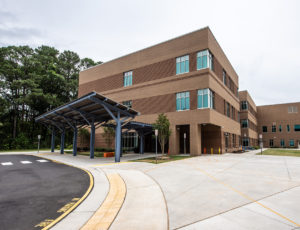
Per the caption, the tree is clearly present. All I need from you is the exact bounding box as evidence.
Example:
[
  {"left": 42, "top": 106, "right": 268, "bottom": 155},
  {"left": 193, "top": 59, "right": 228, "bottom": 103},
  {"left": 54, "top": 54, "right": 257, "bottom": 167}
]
[
  {"left": 102, "top": 124, "right": 115, "bottom": 149},
  {"left": 153, "top": 113, "right": 171, "bottom": 155},
  {"left": 0, "top": 45, "right": 100, "bottom": 150}
]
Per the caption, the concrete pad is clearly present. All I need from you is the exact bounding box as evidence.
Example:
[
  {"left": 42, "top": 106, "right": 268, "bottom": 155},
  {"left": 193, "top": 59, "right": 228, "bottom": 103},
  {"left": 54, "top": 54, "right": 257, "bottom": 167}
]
[{"left": 110, "top": 170, "right": 168, "bottom": 230}]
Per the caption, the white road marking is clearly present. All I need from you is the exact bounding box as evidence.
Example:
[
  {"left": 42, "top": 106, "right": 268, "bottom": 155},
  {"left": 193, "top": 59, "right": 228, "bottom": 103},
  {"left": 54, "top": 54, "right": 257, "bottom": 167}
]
[
  {"left": 1, "top": 162, "right": 13, "bottom": 166},
  {"left": 20, "top": 161, "right": 32, "bottom": 164},
  {"left": 36, "top": 159, "right": 49, "bottom": 163}
]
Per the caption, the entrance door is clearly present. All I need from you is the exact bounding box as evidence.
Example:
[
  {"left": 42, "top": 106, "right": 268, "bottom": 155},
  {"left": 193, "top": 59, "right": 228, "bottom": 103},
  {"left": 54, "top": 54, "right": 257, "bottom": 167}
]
[{"left": 179, "top": 125, "right": 190, "bottom": 154}]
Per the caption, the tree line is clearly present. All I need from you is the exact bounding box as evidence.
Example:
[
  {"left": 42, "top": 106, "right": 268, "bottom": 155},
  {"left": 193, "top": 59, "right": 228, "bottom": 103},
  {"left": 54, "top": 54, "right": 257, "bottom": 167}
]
[{"left": 0, "top": 45, "right": 101, "bottom": 150}]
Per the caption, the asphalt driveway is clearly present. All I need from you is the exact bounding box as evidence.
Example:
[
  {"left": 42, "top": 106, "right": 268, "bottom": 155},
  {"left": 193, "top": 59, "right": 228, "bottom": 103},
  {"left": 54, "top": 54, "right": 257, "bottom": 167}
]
[{"left": 0, "top": 154, "right": 90, "bottom": 230}]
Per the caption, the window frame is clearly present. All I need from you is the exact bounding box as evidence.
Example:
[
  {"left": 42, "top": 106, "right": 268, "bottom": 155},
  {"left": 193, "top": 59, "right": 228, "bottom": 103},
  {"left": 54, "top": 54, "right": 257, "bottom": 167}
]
[
  {"left": 241, "top": 119, "right": 249, "bottom": 128},
  {"left": 123, "top": 71, "right": 133, "bottom": 87},
  {"left": 262, "top": 126, "right": 268, "bottom": 132},
  {"left": 294, "top": 124, "right": 300, "bottom": 132},
  {"left": 289, "top": 139, "right": 295, "bottom": 147},
  {"left": 176, "top": 91, "right": 190, "bottom": 111},
  {"left": 269, "top": 139, "right": 274, "bottom": 147},
  {"left": 176, "top": 55, "right": 189, "bottom": 75},
  {"left": 197, "top": 88, "right": 214, "bottom": 109},
  {"left": 272, "top": 125, "right": 276, "bottom": 133},
  {"left": 197, "top": 49, "right": 213, "bottom": 70},
  {"left": 122, "top": 100, "right": 132, "bottom": 108}
]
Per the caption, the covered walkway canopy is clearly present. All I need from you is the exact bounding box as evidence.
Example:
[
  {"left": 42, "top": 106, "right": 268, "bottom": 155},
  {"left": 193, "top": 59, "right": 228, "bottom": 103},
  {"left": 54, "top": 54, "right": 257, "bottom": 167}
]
[
  {"left": 35, "top": 91, "right": 140, "bottom": 162},
  {"left": 103, "top": 121, "right": 153, "bottom": 155}
]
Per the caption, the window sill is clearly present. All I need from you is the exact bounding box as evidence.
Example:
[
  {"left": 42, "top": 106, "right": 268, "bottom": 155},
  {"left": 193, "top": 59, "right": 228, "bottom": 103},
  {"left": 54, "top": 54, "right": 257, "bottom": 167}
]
[{"left": 176, "top": 109, "right": 190, "bottom": 112}]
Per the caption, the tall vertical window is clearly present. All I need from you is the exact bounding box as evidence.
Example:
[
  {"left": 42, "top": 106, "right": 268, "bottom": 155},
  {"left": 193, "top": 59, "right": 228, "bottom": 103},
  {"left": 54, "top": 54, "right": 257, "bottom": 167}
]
[
  {"left": 197, "top": 89, "right": 214, "bottom": 109},
  {"left": 197, "top": 50, "right": 213, "bottom": 70},
  {"left": 226, "top": 102, "right": 230, "bottom": 117},
  {"left": 176, "top": 55, "right": 189, "bottom": 74},
  {"left": 176, "top": 92, "right": 190, "bottom": 111},
  {"left": 262, "top": 126, "right": 268, "bottom": 132},
  {"left": 279, "top": 125, "right": 282, "bottom": 132},
  {"left": 241, "top": 101, "right": 248, "bottom": 110},
  {"left": 122, "top": 100, "right": 132, "bottom": 108},
  {"left": 272, "top": 125, "right": 276, "bottom": 132},
  {"left": 287, "top": 124, "right": 290, "bottom": 132},
  {"left": 289, "top": 139, "right": 295, "bottom": 147},
  {"left": 241, "top": 119, "right": 248, "bottom": 128},
  {"left": 280, "top": 139, "right": 285, "bottom": 147},
  {"left": 269, "top": 139, "right": 274, "bottom": 147},
  {"left": 124, "top": 71, "right": 132, "bottom": 87},
  {"left": 223, "top": 70, "right": 227, "bottom": 85}
]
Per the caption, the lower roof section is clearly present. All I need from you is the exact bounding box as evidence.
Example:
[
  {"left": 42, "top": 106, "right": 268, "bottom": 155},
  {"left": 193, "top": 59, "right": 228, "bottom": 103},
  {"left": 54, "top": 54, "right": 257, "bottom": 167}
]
[{"left": 35, "top": 91, "right": 139, "bottom": 129}]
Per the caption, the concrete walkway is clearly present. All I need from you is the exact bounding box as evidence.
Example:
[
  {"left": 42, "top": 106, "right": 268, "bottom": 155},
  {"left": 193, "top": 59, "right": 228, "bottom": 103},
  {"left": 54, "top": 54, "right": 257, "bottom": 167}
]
[{"left": 2, "top": 150, "right": 300, "bottom": 229}]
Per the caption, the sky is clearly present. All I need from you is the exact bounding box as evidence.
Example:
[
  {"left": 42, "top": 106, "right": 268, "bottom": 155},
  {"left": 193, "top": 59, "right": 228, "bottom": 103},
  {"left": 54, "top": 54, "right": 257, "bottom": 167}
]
[{"left": 1, "top": 0, "right": 299, "bottom": 106}]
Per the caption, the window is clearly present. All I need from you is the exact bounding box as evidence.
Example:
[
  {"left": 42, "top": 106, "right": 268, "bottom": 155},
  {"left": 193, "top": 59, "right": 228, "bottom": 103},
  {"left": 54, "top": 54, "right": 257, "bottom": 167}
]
[
  {"left": 242, "top": 138, "right": 249, "bottom": 147},
  {"left": 232, "top": 134, "right": 236, "bottom": 147},
  {"left": 262, "top": 126, "right": 268, "bottom": 132},
  {"left": 231, "top": 106, "right": 235, "bottom": 119},
  {"left": 289, "top": 139, "right": 295, "bottom": 147},
  {"left": 197, "top": 50, "right": 213, "bottom": 70},
  {"left": 280, "top": 139, "right": 285, "bottom": 147},
  {"left": 272, "top": 125, "right": 276, "bottom": 132},
  {"left": 122, "top": 100, "right": 132, "bottom": 108},
  {"left": 279, "top": 125, "right": 282, "bottom": 132},
  {"left": 176, "top": 55, "right": 189, "bottom": 74},
  {"left": 124, "top": 71, "right": 132, "bottom": 87},
  {"left": 287, "top": 125, "right": 290, "bottom": 132},
  {"left": 241, "top": 119, "right": 248, "bottom": 128},
  {"left": 241, "top": 101, "right": 248, "bottom": 110},
  {"left": 288, "top": 106, "right": 298, "bottom": 113},
  {"left": 176, "top": 92, "right": 190, "bottom": 111},
  {"left": 269, "top": 139, "right": 274, "bottom": 147},
  {"left": 197, "top": 89, "right": 214, "bottom": 109},
  {"left": 294, "top": 124, "right": 300, "bottom": 131},
  {"left": 223, "top": 70, "right": 227, "bottom": 85},
  {"left": 226, "top": 102, "right": 230, "bottom": 117}
]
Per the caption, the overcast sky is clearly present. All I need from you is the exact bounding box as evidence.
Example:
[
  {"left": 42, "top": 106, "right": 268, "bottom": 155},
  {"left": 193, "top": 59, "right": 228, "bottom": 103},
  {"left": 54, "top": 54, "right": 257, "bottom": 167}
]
[{"left": 1, "top": 0, "right": 299, "bottom": 106}]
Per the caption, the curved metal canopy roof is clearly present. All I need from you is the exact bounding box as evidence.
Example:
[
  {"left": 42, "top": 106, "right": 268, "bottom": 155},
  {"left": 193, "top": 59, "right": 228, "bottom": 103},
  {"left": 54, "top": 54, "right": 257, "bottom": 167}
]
[{"left": 35, "top": 91, "right": 139, "bottom": 129}]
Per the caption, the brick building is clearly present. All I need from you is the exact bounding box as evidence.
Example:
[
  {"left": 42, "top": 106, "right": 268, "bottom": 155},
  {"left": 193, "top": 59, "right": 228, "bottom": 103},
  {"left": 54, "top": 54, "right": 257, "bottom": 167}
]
[
  {"left": 257, "top": 103, "right": 300, "bottom": 148},
  {"left": 78, "top": 27, "right": 300, "bottom": 153}
]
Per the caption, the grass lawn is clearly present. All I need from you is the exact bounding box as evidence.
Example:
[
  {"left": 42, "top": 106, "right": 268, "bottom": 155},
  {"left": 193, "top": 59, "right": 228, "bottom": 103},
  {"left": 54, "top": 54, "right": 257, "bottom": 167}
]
[
  {"left": 132, "top": 155, "right": 193, "bottom": 164},
  {"left": 260, "top": 149, "right": 300, "bottom": 157}
]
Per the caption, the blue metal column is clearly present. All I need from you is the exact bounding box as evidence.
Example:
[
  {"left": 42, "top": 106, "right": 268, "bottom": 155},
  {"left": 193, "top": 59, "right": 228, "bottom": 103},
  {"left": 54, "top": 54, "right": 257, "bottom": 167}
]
[
  {"left": 115, "top": 112, "right": 121, "bottom": 162},
  {"left": 73, "top": 127, "right": 78, "bottom": 156},
  {"left": 90, "top": 120, "right": 95, "bottom": 159},
  {"left": 51, "top": 127, "right": 55, "bottom": 152},
  {"left": 60, "top": 128, "right": 65, "bottom": 154},
  {"left": 139, "top": 131, "right": 144, "bottom": 154}
]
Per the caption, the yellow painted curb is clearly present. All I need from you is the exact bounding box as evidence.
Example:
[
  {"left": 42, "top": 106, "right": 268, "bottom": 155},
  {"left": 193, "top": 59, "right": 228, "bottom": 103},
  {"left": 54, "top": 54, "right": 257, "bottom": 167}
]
[
  {"left": 30, "top": 155, "right": 94, "bottom": 230},
  {"left": 81, "top": 173, "right": 126, "bottom": 230}
]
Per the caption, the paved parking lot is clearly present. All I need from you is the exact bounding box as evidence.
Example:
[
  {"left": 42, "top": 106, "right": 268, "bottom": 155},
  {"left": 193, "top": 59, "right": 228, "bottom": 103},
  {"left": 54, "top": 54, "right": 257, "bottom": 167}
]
[{"left": 0, "top": 154, "right": 90, "bottom": 230}]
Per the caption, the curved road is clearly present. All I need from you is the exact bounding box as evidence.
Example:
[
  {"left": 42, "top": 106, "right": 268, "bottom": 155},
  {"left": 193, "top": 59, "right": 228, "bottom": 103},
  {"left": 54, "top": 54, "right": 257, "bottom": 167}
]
[{"left": 0, "top": 154, "right": 90, "bottom": 230}]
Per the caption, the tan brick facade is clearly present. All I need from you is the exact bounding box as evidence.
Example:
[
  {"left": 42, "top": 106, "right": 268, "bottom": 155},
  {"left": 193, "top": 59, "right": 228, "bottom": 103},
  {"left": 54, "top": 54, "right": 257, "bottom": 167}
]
[
  {"left": 257, "top": 103, "right": 300, "bottom": 148},
  {"left": 78, "top": 27, "right": 300, "bottom": 154}
]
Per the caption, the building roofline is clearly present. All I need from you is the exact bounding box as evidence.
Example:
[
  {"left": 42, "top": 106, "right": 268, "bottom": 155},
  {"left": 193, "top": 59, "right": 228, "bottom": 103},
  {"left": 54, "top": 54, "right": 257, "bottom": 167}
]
[
  {"left": 81, "top": 26, "right": 210, "bottom": 73},
  {"left": 257, "top": 101, "right": 300, "bottom": 107}
]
